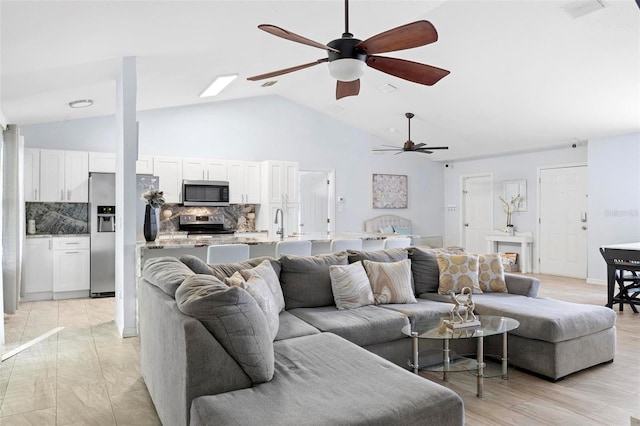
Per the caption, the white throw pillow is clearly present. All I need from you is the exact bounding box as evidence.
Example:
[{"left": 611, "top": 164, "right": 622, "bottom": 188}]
[
  {"left": 240, "top": 259, "right": 285, "bottom": 313},
  {"left": 329, "top": 261, "right": 375, "bottom": 310},
  {"left": 362, "top": 259, "right": 416, "bottom": 304},
  {"left": 227, "top": 271, "right": 280, "bottom": 340}
]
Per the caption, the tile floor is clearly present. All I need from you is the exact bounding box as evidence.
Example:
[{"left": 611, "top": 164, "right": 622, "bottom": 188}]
[{"left": 0, "top": 297, "right": 160, "bottom": 425}]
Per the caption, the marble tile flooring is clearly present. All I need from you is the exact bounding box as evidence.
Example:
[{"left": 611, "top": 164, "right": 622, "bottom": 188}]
[{"left": 0, "top": 297, "right": 160, "bottom": 425}]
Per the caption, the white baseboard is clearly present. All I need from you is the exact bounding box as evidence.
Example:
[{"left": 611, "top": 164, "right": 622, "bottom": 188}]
[
  {"left": 120, "top": 327, "right": 138, "bottom": 338},
  {"left": 586, "top": 278, "right": 607, "bottom": 285}
]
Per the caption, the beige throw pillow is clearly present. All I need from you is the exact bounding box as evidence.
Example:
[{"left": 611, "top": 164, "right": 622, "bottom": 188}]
[
  {"left": 363, "top": 259, "right": 416, "bottom": 305},
  {"left": 478, "top": 253, "right": 507, "bottom": 292},
  {"left": 436, "top": 252, "right": 482, "bottom": 294},
  {"left": 240, "top": 259, "right": 285, "bottom": 313},
  {"left": 329, "top": 261, "right": 375, "bottom": 310}
]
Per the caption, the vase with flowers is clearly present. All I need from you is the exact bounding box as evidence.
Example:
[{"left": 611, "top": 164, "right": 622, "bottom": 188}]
[
  {"left": 141, "top": 183, "right": 165, "bottom": 242},
  {"left": 499, "top": 193, "right": 522, "bottom": 235}
]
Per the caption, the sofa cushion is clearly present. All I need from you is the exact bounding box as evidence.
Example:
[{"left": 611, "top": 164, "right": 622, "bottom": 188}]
[
  {"left": 436, "top": 252, "right": 482, "bottom": 294},
  {"left": 478, "top": 253, "right": 507, "bottom": 293},
  {"left": 279, "top": 253, "right": 348, "bottom": 309},
  {"left": 274, "top": 311, "right": 321, "bottom": 341},
  {"left": 175, "top": 274, "right": 274, "bottom": 383},
  {"left": 142, "top": 256, "right": 195, "bottom": 298},
  {"left": 287, "top": 305, "right": 409, "bottom": 347},
  {"left": 226, "top": 271, "right": 280, "bottom": 341},
  {"left": 329, "top": 261, "right": 375, "bottom": 310},
  {"left": 408, "top": 247, "right": 441, "bottom": 295},
  {"left": 380, "top": 299, "right": 458, "bottom": 325},
  {"left": 347, "top": 248, "right": 408, "bottom": 264},
  {"left": 363, "top": 259, "right": 416, "bottom": 304},
  {"left": 239, "top": 259, "right": 285, "bottom": 313},
  {"left": 179, "top": 255, "right": 213, "bottom": 275},
  {"left": 208, "top": 256, "right": 281, "bottom": 281},
  {"left": 190, "top": 333, "right": 464, "bottom": 426}
]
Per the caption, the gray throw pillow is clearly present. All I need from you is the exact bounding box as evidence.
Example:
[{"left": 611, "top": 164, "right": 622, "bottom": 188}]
[
  {"left": 239, "top": 259, "right": 285, "bottom": 313},
  {"left": 179, "top": 255, "right": 213, "bottom": 275},
  {"left": 279, "top": 253, "right": 348, "bottom": 309},
  {"left": 142, "top": 256, "right": 195, "bottom": 298},
  {"left": 347, "top": 248, "right": 408, "bottom": 264},
  {"left": 208, "top": 256, "right": 281, "bottom": 281},
  {"left": 175, "top": 274, "right": 274, "bottom": 384},
  {"left": 407, "top": 247, "right": 440, "bottom": 295}
]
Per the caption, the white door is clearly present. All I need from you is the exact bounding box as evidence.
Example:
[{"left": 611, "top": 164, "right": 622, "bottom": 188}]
[
  {"left": 299, "top": 171, "right": 330, "bottom": 234},
  {"left": 462, "top": 175, "right": 493, "bottom": 254},
  {"left": 539, "top": 166, "right": 588, "bottom": 278}
]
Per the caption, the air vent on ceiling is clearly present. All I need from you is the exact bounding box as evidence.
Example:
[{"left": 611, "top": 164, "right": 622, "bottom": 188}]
[
  {"left": 561, "top": 0, "right": 606, "bottom": 18},
  {"left": 261, "top": 81, "right": 277, "bottom": 87}
]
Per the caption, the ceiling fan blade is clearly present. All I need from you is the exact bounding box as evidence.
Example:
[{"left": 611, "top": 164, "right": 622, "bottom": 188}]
[
  {"left": 258, "top": 24, "right": 340, "bottom": 53},
  {"left": 416, "top": 150, "right": 433, "bottom": 154},
  {"left": 336, "top": 79, "right": 360, "bottom": 100},
  {"left": 382, "top": 144, "right": 401, "bottom": 148},
  {"left": 417, "top": 146, "right": 449, "bottom": 150},
  {"left": 247, "top": 58, "right": 328, "bottom": 81},
  {"left": 356, "top": 21, "right": 438, "bottom": 55},
  {"left": 366, "top": 56, "right": 450, "bottom": 86},
  {"left": 413, "top": 143, "right": 426, "bottom": 149},
  {"left": 372, "top": 148, "right": 403, "bottom": 151}
]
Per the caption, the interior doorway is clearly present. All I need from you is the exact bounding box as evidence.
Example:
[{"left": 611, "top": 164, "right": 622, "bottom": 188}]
[
  {"left": 461, "top": 174, "right": 493, "bottom": 254},
  {"left": 538, "top": 165, "right": 588, "bottom": 278},
  {"left": 299, "top": 170, "right": 333, "bottom": 235}
]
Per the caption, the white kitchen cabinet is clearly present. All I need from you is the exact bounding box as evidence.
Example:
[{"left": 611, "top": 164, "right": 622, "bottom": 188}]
[
  {"left": 228, "top": 161, "right": 260, "bottom": 204},
  {"left": 88, "top": 152, "right": 116, "bottom": 173},
  {"left": 183, "top": 158, "right": 228, "bottom": 181},
  {"left": 206, "top": 159, "right": 228, "bottom": 181},
  {"left": 136, "top": 155, "right": 154, "bottom": 175},
  {"left": 24, "top": 148, "right": 40, "bottom": 202},
  {"left": 39, "top": 149, "right": 88, "bottom": 202},
  {"left": 153, "top": 156, "right": 183, "bottom": 203},
  {"left": 262, "top": 161, "right": 299, "bottom": 204},
  {"left": 21, "top": 237, "right": 53, "bottom": 301},
  {"left": 52, "top": 236, "right": 90, "bottom": 297}
]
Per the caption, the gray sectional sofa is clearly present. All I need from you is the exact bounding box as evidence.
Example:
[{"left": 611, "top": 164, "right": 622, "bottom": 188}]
[{"left": 138, "top": 247, "right": 617, "bottom": 426}]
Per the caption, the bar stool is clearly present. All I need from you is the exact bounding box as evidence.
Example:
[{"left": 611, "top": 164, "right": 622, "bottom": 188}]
[
  {"left": 206, "top": 244, "right": 250, "bottom": 264},
  {"left": 384, "top": 237, "right": 412, "bottom": 249},
  {"left": 329, "top": 239, "right": 363, "bottom": 253},
  {"left": 275, "top": 240, "right": 312, "bottom": 257}
]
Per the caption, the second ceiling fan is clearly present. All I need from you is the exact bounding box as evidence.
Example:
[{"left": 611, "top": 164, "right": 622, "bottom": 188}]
[
  {"left": 373, "top": 113, "right": 449, "bottom": 154},
  {"left": 247, "top": 0, "right": 450, "bottom": 99}
]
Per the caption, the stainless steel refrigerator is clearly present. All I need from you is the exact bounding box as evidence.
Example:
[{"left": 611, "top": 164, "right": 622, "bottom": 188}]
[{"left": 89, "top": 172, "right": 159, "bottom": 297}]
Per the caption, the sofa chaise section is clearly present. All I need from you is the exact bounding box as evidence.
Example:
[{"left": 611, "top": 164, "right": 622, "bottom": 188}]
[{"left": 190, "top": 332, "right": 464, "bottom": 426}]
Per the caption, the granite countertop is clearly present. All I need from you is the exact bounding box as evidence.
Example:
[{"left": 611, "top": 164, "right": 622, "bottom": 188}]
[
  {"left": 139, "top": 232, "right": 388, "bottom": 249},
  {"left": 26, "top": 233, "right": 90, "bottom": 238}
]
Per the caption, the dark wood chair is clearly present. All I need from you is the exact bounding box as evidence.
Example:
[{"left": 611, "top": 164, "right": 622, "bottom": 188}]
[{"left": 599, "top": 247, "right": 640, "bottom": 313}]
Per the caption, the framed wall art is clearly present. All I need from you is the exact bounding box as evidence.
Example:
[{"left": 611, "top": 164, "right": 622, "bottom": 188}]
[{"left": 372, "top": 174, "right": 408, "bottom": 209}]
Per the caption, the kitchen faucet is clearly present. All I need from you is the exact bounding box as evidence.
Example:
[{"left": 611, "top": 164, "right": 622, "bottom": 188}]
[{"left": 274, "top": 208, "right": 284, "bottom": 240}]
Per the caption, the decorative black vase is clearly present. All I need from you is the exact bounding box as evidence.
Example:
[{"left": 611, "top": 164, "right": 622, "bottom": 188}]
[{"left": 143, "top": 205, "right": 158, "bottom": 242}]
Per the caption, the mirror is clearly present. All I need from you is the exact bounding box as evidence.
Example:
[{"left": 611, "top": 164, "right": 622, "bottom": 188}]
[{"left": 503, "top": 179, "right": 526, "bottom": 211}]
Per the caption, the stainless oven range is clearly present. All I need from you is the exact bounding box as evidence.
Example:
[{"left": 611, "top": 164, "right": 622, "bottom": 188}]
[{"left": 178, "top": 213, "right": 235, "bottom": 235}]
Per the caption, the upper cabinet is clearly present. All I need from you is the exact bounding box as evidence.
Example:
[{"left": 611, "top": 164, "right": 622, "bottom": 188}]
[
  {"left": 153, "top": 156, "right": 183, "bottom": 203},
  {"left": 24, "top": 148, "right": 40, "bottom": 202},
  {"left": 88, "top": 152, "right": 155, "bottom": 175},
  {"left": 228, "top": 161, "right": 260, "bottom": 204},
  {"left": 183, "top": 158, "right": 228, "bottom": 181},
  {"left": 39, "top": 149, "right": 88, "bottom": 202},
  {"left": 262, "top": 161, "right": 299, "bottom": 205}
]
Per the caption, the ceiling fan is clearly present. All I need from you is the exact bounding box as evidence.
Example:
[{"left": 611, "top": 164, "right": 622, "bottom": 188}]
[
  {"left": 247, "top": 0, "right": 450, "bottom": 100},
  {"left": 372, "top": 112, "right": 449, "bottom": 154}
]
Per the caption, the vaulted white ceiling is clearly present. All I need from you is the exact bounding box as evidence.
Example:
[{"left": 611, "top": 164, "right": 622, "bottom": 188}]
[{"left": 2, "top": 1, "right": 639, "bottom": 161}]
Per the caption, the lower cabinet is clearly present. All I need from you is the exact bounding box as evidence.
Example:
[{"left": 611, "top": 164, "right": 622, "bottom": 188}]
[{"left": 22, "top": 236, "right": 90, "bottom": 301}]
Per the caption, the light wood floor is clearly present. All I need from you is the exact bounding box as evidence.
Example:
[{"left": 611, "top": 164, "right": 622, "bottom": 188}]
[
  {"left": 1, "top": 275, "right": 638, "bottom": 425},
  {"left": 419, "top": 274, "right": 640, "bottom": 426}
]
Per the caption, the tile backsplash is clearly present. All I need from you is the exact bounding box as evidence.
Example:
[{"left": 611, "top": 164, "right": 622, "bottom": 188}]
[
  {"left": 26, "top": 203, "right": 88, "bottom": 235},
  {"left": 159, "top": 204, "right": 257, "bottom": 233}
]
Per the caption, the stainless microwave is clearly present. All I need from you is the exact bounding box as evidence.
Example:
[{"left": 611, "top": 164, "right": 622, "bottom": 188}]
[{"left": 182, "top": 180, "right": 230, "bottom": 206}]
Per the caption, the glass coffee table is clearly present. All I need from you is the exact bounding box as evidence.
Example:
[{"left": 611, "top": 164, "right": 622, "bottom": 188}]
[{"left": 401, "top": 315, "right": 519, "bottom": 398}]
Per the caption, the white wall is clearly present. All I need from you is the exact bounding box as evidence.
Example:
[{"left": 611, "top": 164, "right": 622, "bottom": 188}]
[
  {"left": 20, "top": 95, "right": 445, "bottom": 235},
  {"left": 587, "top": 133, "right": 640, "bottom": 284}
]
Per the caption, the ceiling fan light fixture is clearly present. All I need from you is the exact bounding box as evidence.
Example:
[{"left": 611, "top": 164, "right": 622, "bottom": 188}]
[
  {"left": 68, "top": 99, "right": 93, "bottom": 108},
  {"left": 328, "top": 58, "right": 365, "bottom": 82}
]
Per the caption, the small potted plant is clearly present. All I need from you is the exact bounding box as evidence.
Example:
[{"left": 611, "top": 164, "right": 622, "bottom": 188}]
[{"left": 499, "top": 194, "right": 522, "bottom": 235}]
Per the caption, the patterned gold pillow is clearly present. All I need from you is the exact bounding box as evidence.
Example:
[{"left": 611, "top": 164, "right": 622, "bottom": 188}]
[
  {"left": 436, "top": 252, "right": 482, "bottom": 294},
  {"left": 478, "top": 253, "right": 507, "bottom": 292},
  {"left": 362, "top": 259, "right": 417, "bottom": 304},
  {"left": 329, "top": 261, "right": 375, "bottom": 310}
]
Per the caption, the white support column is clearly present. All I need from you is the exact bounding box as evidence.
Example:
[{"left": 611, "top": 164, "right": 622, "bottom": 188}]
[{"left": 115, "top": 57, "right": 139, "bottom": 337}]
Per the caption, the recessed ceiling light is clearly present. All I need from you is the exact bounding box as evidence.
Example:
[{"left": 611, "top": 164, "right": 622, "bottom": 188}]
[
  {"left": 68, "top": 99, "right": 93, "bottom": 108},
  {"left": 200, "top": 74, "right": 238, "bottom": 97}
]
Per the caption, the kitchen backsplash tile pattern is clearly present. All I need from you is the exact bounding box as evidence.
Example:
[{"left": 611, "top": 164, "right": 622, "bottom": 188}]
[
  {"left": 26, "top": 202, "right": 88, "bottom": 235},
  {"left": 159, "top": 204, "right": 256, "bottom": 232}
]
